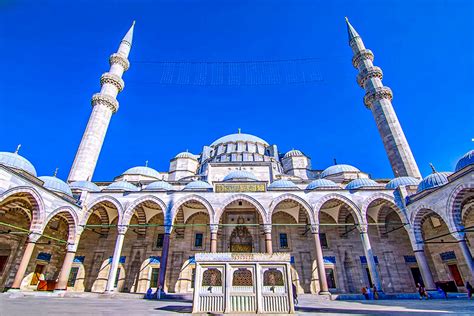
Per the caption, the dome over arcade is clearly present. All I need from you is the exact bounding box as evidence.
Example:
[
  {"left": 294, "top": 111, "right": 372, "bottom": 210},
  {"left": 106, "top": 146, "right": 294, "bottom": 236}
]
[
  {"left": 345, "top": 178, "right": 380, "bottom": 190},
  {"left": 145, "top": 181, "right": 174, "bottom": 191},
  {"left": 223, "top": 170, "right": 258, "bottom": 182},
  {"left": 69, "top": 181, "right": 100, "bottom": 192},
  {"left": 321, "top": 164, "right": 360, "bottom": 178},
  {"left": 39, "top": 176, "right": 73, "bottom": 197},
  {"left": 0, "top": 148, "right": 37, "bottom": 176},
  {"left": 385, "top": 177, "right": 420, "bottom": 189},
  {"left": 455, "top": 149, "right": 474, "bottom": 172},
  {"left": 306, "top": 179, "right": 339, "bottom": 190},
  {"left": 284, "top": 149, "right": 305, "bottom": 158},
  {"left": 268, "top": 179, "right": 299, "bottom": 190},
  {"left": 417, "top": 172, "right": 452, "bottom": 193},
  {"left": 175, "top": 151, "right": 198, "bottom": 160},
  {"left": 210, "top": 133, "right": 268, "bottom": 147},
  {"left": 122, "top": 166, "right": 161, "bottom": 179},
  {"left": 105, "top": 180, "right": 140, "bottom": 192},
  {"left": 183, "top": 180, "right": 213, "bottom": 191}
]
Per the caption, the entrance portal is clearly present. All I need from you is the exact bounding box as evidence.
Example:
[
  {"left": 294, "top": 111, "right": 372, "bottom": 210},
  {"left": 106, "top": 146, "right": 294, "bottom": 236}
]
[{"left": 230, "top": 217, "right": 253, "bottom": 253}]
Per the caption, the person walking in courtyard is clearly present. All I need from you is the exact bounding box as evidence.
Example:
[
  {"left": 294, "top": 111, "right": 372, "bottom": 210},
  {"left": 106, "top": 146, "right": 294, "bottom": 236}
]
[
  {"left": 292, "top": 283, "right": 298, "bottom": 305},
  {"left": 466, "top": 282, "right": 472, "bottom": 299},
  {"left": 417, "top": 283, "right": 429, "bottom": 300},
  {"left": 362, "top": 286, "right": 369, "bottom": 300},
  {"left": 372, "top": 285, "right": 379, "bottom": 300}
]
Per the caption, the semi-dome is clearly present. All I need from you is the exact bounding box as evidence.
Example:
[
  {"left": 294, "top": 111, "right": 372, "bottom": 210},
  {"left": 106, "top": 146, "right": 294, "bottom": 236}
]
[
  {"left": 306, "top": 179, "right": 339, "bottom": 190},
  {"left": 0, "top": 151, "right": 37, "bottom": 176},
  {"left": 105, "top": 181, "right": 140, "bottom": 192},
  {"left": 455, "top": 150, "right": 474, "bottom": 172},
  {"left": 417, "top": 172, "right": 452, "bottom": 193},
  {"left": 69, "top": 181, "right": 100, "bottom": 192},
  {"left": 284, "top": 149, "right": 304, "bottom": 158},
  {"left": 145, "top": 181, "right": 174, "bottom": 191},
  {"left": 345, "top": 178, "right": 380, "bottom": 190},
  {"left": 268, "top": 179, "right": 299, "bottom": 190},
  {"left": 175, "top": 151, "right": 198, "bottom": 160},
  {"left": 122, "top": 166, "right": 161, "bottom": 179},
  {"left": 39, "top": 176, "right": 73, "bottom": 197},
  {"left": 321, "top": 164, "right": 360, "bottom": 178},
  {"left": 223, "top": 170, "right": 259, "bottom": 182},
  {"left": 385, "top": 177, "right": 420, "bottom": 189},
  {"left": 183, "top": 180, "right": 213, "bottom": 191},
  {"left": 210, "top": 133, "right": 268, "bottom": 147}
]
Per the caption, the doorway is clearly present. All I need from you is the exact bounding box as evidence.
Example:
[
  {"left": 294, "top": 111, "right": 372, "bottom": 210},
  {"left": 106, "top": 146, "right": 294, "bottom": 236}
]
[
  {"left": 410, "top": 267, "right": 423, "bottom": 287},
  {"left": 31, "top": 264, "right": 45, "bottom": 285}
]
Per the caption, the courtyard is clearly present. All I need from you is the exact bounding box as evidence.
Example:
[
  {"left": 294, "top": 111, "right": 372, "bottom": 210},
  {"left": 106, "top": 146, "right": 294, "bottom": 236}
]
[{"left": 1, "top": 294, "right": 473, "bottom": 315}]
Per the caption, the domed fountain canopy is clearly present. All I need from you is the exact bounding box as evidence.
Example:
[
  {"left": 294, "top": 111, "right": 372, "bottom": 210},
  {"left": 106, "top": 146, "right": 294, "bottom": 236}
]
[
  {"left": 284, "top": 149, "right": 305, "bottom": 158},
  {"left": 39, "top": 175, "right": 73, "bottom": 197},
  {"left": 455, "top": 149, "right": 474, "bottom": 172},
  {"left": 183, "top": 180, "right": 213, "bottom": 191},
  {"left": 122, "top": 166, "right": 161, "bottom": 179},
  {"left": 345, "top": 178, "right": 380, "bottom": 190},
  {"left": 145, "top": 181, "right": 174, "bottom": 191},
  {"left": 321, "top": 164, "right": 360, "bottom": 178},
  {"left": 385, "top": 177, "right": 420, "bottom": 189},
  {"left": 268, "top": 179, "right": 299, "bottom": 190},
  {"left": 0, "top": 145, "right": 37, "bottom": 176},
  {"left": 223, "top": 170, "right": 258, "bottom": 182},
  {"left": 69, "top": 181, "right": 100, "bottom": 192},
  {"left": 306, "top": 179, "right": 339, "bottom": 190},
  {"left": 105, "top": 180, "right": 140, "bottom": 192},
  {"left": 210, "top": 132, "right": 268, "bottom": 147}
]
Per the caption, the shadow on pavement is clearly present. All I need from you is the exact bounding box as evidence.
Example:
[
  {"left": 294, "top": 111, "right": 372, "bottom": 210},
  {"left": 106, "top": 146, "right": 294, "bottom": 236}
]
[{"left": 155, "top": 305, "right": 192, "bottom": 313}]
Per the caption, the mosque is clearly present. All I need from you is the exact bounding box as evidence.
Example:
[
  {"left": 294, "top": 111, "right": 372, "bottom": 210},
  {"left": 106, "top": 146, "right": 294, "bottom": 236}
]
[{"left": 0, "top": 19, "right": 472, "bottom": 299}]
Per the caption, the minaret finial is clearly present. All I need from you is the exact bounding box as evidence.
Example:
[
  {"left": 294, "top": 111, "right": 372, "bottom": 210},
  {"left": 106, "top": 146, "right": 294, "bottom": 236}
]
[
  {"left": 121, "top": 20, "right": 136, "bottom": 47},
  {"left": 429, "top": 163, "right": 437, "bottom": 173},
  {"left": 333, "top": 158, "right": 337, "bottom": 165},
  {"left": 345, "top": 16, "right": 360, "bottom": 43},
  {"left": 238, "top": 128, "right": 241, "bottom": 134},
  {"left": 145, "top": 160, "right": 148, "bottom": 167},
  {"left": 14, "top": 144, "right": 21, "bottom": 154},
  {"left": 53, "top": 167, "right": 58, "bottom": 177}
]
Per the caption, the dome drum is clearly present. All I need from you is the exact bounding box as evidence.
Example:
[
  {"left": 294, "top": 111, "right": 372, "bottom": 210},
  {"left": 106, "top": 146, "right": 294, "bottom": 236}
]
[{"left": 268, "top": 179, "right": 299, "bottom": 190}]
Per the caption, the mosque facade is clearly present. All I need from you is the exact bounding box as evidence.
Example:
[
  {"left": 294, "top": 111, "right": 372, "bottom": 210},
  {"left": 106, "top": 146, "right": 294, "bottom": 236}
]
[{"left": 0, "top": 19, "right": 472, "bottom": 297}]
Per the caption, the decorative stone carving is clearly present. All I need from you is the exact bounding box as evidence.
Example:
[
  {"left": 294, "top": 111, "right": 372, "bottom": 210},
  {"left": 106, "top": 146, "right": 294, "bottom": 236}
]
[
  {"left": 356, "top": 66, "right": 383, "bottom": 87},
  {"left": 209, "top": 224, "right": 219, "bottom": 234},
  {"left": 358, "top": 224, "right": 368, "bottom": 234},
  {"left": 109, "top": 53, "right": 130, "bottom": 71},
  {"left": 195, "top": 252, "right": 291, "bottom": 262},
  {"left": 352, "top": 49, "right": 374, "bottom": 68},
  {"left": 100, "top": 72, "right": 125, "bottom": 92},
  {"left": 363, "top": 86, "right": 393, "bottom": 108},
  {"left": 310, "top": 224, "right": 319, "bottom": 234},
  {"left": 91, "top": 93, "right": 119, "bottom": 113}
]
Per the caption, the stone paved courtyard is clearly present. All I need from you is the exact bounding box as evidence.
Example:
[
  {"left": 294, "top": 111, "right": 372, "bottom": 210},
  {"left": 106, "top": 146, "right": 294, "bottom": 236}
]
[{"left": 1, "top": 294, "right": 474, "bottom": 315}]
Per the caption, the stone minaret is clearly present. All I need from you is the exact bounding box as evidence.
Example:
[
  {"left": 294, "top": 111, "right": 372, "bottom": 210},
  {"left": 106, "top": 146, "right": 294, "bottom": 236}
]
[
  {"left": 68, "top": 22, "right": 135, "bottom": 182},
  {"left": 345, "top": 18, "right": 421, "bottom": 179}
]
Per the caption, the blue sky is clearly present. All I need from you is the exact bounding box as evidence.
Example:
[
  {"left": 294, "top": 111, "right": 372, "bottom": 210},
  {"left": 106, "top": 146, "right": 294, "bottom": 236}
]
[{"left": 0, "top": 0, "right": 472, "bottom": 181}]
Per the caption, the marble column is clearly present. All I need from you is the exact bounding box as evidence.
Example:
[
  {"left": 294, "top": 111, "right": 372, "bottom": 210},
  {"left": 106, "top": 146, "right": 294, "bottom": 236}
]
[
  {"left": 263, "top": 224, "right": 272, "bottom": 254},
  {"left": 11, "top": 232, "right": 42, "bottom": 290},
  {"left": 105, "top": 226, "right": 127, "bottom": 292},
  {"left": 413, "top": 247, "right": 436, "bottom": 289},
  {"left": 311, "top": 225, "right": 329, "bottom": 294},
  {"left": 458, "top": 239, "right": 474, "bottom": 279},
  {"left": 359, "top": 225, "right": 382, "bottom": 291},
  {"left": 210, "top": 224, "right": 218, "bottom": 253},
  {"left": 55, "top": 248, "right": 76, "bottom": 291},
  {"left": 158, "top": 229, "right": 171, "bottom": 290}
]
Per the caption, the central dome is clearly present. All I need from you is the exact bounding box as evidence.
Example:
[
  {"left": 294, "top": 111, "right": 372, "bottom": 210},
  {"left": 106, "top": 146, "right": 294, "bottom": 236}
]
[{"left": 210, "top": 133, "right": 268, "bottom": 147}]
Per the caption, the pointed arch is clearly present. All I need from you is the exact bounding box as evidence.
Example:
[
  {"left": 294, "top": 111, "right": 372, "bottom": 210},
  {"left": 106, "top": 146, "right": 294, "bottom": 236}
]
[
  {"left": 312, "top": 193, "right": 362, "bottom": 224},
  {"left": 215, "top": 194, "right": 267, "bottom": 224},
  {"left": 411, "top": 204, "right": 448, "bottom": 244},
  {"left": 121, "top": 195, "right": 167, "bottom": 226},
  {"left": 169, "top": 194, "right": 214, "bottom": 225},
  {"left": 82, "top": 195, "right": 123, "bottom": 226},
  {"left": 361, "top": 192, "right": 408, "bottom": 224},
  {"left": 269, "top": 193, "right": 315, "bottom": 225},
  {"left": 446, "top": 183, "right": 474, "bottom": 232},
  {"left": 0, "top": 186, "right": 45, "bottom": 232},
  {"left": 44, "top": 206, "right": 79, "bottom": 244}
]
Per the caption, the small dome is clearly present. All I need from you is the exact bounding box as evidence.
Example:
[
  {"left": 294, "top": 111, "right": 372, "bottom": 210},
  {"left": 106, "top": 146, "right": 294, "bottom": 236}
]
[
  {"left": 122, "top": 166, "right": 161, "bottom": 179},
  {"left": 105, "top": 181, "right": 140, "bottom": 192},
  {"left": 284, "top": 149, "right": 304, "bottom": 158},
  {"left": 306, "top": 179, "right": 339, "bottom": 190},
  {"left": 210, "top": 133, "right": 268, "bottom": 147},
  {"left": 268, "top": 179, "right": 299, "bottom": 190},
  {"left": 417, "top": 172, "right": 452, "bottom": 193},
  {"left": 175, "top": 151, "right": 198, "bottom": 160},
  {"left": 0, "top": 151, "right": 37, "bottom": 176},
  {"left": 39, "top": 176, "right": 73, "bottom": 197},
  {"left": 321, "top": 164, "right": 360, "bottom": 178},
  {"left": 183, "top": 180, "right": 213, "bottom": 191},
  {"left": 346, "top": 178, "right": 380, "bottom": 190},
  {"left": 385, "top": 177, "right": 420, "bottom": 189},
  {"left": 455, "top": 150, "right": 474, "bottom": 172},
  {"left": 70, "top": 181, "right": 100, "bottom": 192},
  {"left": 145, "top": 181, "right": 173, "bottom": 191},
  {"left": 223, "top": 170, "right": 258, "bottom": 182}
]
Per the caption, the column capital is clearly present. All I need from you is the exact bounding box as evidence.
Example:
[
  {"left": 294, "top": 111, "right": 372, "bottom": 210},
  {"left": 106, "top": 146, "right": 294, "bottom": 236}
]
[
  {"left": 67, "top": 243, "right": 78, "bottom": 252},
  {"left": 117, "top": 225, "right": 128, "bottom": 235},
  {"left": 28, "top": 231, "right": 42, "bottom": 243},
  {"left": 310, "top": 224, "right": 319, "bottom": 234},
  {"left": 263, "top": 224, "right": 272, "bottom": 234},
  {"left": 209, "top": 224, "right": 219, "bottom": 234},
  {"left": 358, "top": 224, "right": 368, "bottom": 234},
  {"left": 164, "top": 224, "right": 172, "bottom": 235}
]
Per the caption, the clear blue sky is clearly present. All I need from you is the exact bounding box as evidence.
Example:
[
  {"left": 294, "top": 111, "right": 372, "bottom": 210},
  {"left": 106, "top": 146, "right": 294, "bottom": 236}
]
[{"left": 0, "top": 0, "right": 472, "bottom": 181}]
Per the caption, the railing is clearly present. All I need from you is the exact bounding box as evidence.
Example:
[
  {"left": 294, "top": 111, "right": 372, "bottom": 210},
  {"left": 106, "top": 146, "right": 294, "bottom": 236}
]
[
  {"left": 230, "top": 293, "right": 256, "bottom": 313},
  {"left": 262, "top": 294, "right": 289, "bottom": 313}
]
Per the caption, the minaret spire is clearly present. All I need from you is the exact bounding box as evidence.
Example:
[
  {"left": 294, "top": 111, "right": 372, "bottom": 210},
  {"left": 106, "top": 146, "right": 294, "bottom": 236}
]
[
  {"left": 345, "top": 18, "right": 421, "bottom": 179},
  {"left": 68, "top": 22, "right": 135, "bottom": 182}
]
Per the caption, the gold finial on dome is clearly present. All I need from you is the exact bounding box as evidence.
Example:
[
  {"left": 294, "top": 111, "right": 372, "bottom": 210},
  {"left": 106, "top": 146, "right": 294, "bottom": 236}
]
[
  {"left": 14, "top": 144, "right": 21, "bottom": 154},
  {"left": 145, "top": 160, "right": 148, "bottom": 167},
  {"left": 53, "top": 167, "right": 59, "bottom": 177},
  {"left": 429, "top": 163, "right": 437, "bottom": 173},
  {"left": 333, "top": 158, "right": 337, "bottom": 165},
  {"left": 237, "top": 128, "right": 241, "bottom": 134}
]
